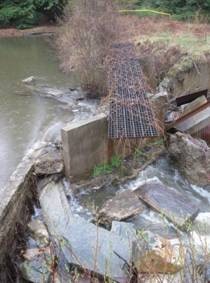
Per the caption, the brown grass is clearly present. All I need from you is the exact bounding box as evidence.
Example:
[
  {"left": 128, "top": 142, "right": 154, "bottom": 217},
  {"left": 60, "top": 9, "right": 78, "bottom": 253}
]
[
  {"left": 119, "top": 15, "right": 210, "bottom": 39},
  {"left": 57, "top": 0, "right": 122, "bottom": 97}
]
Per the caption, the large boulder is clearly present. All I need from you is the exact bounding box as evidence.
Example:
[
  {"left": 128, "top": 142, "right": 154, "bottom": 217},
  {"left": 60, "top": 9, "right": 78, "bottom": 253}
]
[
  {"left": 98, "top": 190, "right": 145, "bottom": 225},
  {"left": 168, "top": 132, "right": 210, "bottom": 186},
  {"left": 39, "top": 182, "right": 134, "bottom": 282},
  {"left": 134, "top": 182, "right": 200, "bottom": 229}
]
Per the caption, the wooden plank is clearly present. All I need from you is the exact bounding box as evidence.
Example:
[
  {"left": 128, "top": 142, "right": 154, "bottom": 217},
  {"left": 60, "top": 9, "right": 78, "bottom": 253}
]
[{"left": 176, "top": 89, "right": 208, "bottom": 106}]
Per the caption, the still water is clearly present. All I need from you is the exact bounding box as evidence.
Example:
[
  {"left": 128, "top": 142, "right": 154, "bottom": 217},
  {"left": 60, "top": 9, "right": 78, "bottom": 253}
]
[{"left": 0, "top": 37, "right": 76, "bottom": 188}]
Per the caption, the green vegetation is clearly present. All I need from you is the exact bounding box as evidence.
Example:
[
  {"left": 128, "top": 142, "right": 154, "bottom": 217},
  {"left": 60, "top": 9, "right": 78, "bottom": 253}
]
[
  {"left": 138, "top": 33, "right": 210, "bottom": 55},
  {"left": 120, "top": 0, "right": 210, "bottom": 21},
  {"left": 93, "top": 156, "right": 122, "bottom": 177},
  {"left": 0, "top": 0, "right": 67, "bottom": 29}
]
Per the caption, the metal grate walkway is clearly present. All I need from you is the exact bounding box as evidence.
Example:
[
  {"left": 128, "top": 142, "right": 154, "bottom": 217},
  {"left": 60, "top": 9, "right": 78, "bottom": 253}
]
[{"left": 107, "top": 43, "right": 158, "bottom": 139}]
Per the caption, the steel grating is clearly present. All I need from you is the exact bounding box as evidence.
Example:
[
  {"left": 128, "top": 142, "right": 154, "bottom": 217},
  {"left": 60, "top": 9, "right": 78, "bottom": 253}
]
[{"left": 107, "top": 43, "right": 158, "bottom": 139}]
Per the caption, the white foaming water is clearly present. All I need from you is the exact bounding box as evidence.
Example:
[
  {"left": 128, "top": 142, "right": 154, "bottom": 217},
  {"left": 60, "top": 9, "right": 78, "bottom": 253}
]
[
  {"left": 129, "top": 176, "right": 162, "bottom": 191},
  {"left": 62, "top": 179, "right": 93, "bottom": 220},
  {"left": 123, "top": 164, "right": 162, "bottom": 191},
  {"left": 139, "top": 210, "right": 180, "bottom": 233},
  {"left": 191, "top": 185, "right": 210, "bottom": 204}
]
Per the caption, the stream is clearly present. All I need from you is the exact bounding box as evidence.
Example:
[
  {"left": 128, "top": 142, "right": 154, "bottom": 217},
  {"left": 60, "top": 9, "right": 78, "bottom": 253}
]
[
  {"left": 1, "top": 37, "right": 210, "bottom": 283},
  {"left": 0, "top": 37, "right": 97, "bottom": 189}
]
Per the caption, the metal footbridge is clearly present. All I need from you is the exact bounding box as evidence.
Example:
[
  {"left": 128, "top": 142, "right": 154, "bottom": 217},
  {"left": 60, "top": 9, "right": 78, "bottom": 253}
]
[{"left": 107, "top": 43, "right": 158, "bottom": 139}]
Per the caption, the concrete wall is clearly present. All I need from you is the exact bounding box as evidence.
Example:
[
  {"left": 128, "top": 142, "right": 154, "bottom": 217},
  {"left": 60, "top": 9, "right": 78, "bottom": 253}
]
[
  {"left": 0, "top": 156, "right": 36, "bottom": 282},
  {"left": 62, "top": 114, "right": 109, "bottom": 181}
]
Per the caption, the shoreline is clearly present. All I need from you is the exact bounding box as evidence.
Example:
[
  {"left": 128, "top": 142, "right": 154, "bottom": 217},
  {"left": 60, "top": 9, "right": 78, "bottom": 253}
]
[{"left": 0, "top": 25, "right": 57, "bottom": 38}]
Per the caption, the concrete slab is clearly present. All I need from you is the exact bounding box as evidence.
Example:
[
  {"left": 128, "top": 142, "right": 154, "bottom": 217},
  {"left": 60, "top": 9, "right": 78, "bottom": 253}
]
[
  {"left": 134, "top": 183, "right": 200, "bottom": 229},
  {"left": 99, "top": 190, "right": 146, "bottom": 223},
  {"left": 62, "top": 114, "right": 108, "bottom": 181},
  {"left": 0, "top": 155, "right": 36, "bottom": 281}
]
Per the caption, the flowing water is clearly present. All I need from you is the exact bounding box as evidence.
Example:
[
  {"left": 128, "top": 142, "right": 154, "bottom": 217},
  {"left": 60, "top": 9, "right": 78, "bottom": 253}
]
[
  {"left": 1, "top": 36, "right": 210, "bottom": 283},
  {"left": 73, "top": 156, "right": 210, "bottom": 237},
  {"left": 0, "top": 37, "right": 96, "bottom": 188}
]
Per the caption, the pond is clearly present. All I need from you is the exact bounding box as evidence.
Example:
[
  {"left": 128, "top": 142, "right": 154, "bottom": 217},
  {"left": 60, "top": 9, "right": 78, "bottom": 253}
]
[{"left": 0, "top": 37, "right": 77, "bottom": 188}]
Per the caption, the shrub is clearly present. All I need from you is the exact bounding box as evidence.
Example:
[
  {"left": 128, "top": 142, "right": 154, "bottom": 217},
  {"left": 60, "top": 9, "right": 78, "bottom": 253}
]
[
  {"left": 57, "top": 0, "right": 121, "bottom": 97},
  {"left": 132, "top": 0, "right": 210, "bottom": 21},
  {"left": 0, "top": 0, "right": 67, "bottom": 28}
]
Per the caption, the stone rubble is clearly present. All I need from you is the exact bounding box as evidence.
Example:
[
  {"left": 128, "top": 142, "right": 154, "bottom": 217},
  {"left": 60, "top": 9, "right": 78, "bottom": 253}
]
[
  {"left": 168, "top": 132, "right": 210, "bottom": 186},
  {"left": 133, "top": 231, "right": 185, "bottom": 274},
  {"left": 134, "top": 182, "right": 200, "bottom": 229},
  {"left": 20, "top": 248, "right": 51, "bottom": 283},
  {"left": 17, "top": 88, "right": 210, "bottom": 282},
  {"left": 39, "top": 181, "right": 134, "bottom": 282},
  {"left": 98, "top": 190, "right": 146, "bottom": 225},
  {"left": 28, "top": 219, "right": 49, "bottom": 247},
  {"left": 34, "top": 148, "right": 64, "bottom": 176}
]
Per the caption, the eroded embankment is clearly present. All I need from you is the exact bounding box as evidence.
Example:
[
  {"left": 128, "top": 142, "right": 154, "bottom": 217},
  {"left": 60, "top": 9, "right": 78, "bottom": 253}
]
[
  {"left": 159, "top": 55, "right": 210, "bottom": 99},
  {"left": 0, "top": 153, "right": 36, "bottom": 282},
  {"left": 0, "top": 139, "right": 66, "bottom": 282}
]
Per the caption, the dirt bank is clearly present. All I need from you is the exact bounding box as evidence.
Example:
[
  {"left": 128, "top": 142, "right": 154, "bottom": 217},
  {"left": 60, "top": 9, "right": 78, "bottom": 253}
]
[{"left": 0, "top": 25, "right": 56, "bottom": 38}]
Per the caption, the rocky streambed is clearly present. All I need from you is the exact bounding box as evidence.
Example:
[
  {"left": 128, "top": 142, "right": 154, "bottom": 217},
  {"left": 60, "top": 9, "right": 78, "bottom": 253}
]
[
  {"left": 12, "top": 131, "right": 210, "bottom": 283},
  {"left": 1, "top": 37, "right": 210, "bottom": 283}
]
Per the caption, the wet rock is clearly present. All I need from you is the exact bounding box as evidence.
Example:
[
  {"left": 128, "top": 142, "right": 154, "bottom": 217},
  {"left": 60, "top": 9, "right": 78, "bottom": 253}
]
[
  {"left": 131, "top": 210, "right": 179, "bottom": 239},
  {"left": 28, "top": 219, "right": 49, "bottom": 247},
  {"left": 205, "top": 265, "right": 210, "bottom": 282},
  {"left": 99, "top": 190, "right": 145, "bottom": 224},
  {"left": 20, "top": 248, "right": 51, "bottom": 283},
  {"left": 168, "top": 132, "right": 210, "bottom": 186},
  {"left": 143, "top": 273, "right": 192, "bottom": 283},
  {"left": 39, "top": 182, "right": 133, "bottom": 282},
  {"left": 134, "top": 182, "right": 199, "bottom": 229},
  {"left": 32, "top": 85, "right": 87, "bottom": 106},
  {"left": 42, "top": 122, "right": 65, "bottom": 144},
  {"left": 194, "top": 213, "right": 210, "bottom": 235},
  {"left": 133, "top": 232, "right": 185, "bottom": 274},
  {"left": 22, "top": 76, "right": 36, "bottom": 84},
  {"left": 111, "top": 221, "right": 137, "bottom": 242},
  {"left": 165, "top": 110, "right": 180, "bottom": 123},
  {"left": 34, "top": 149, "right": 63, "bottom": 176}
]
